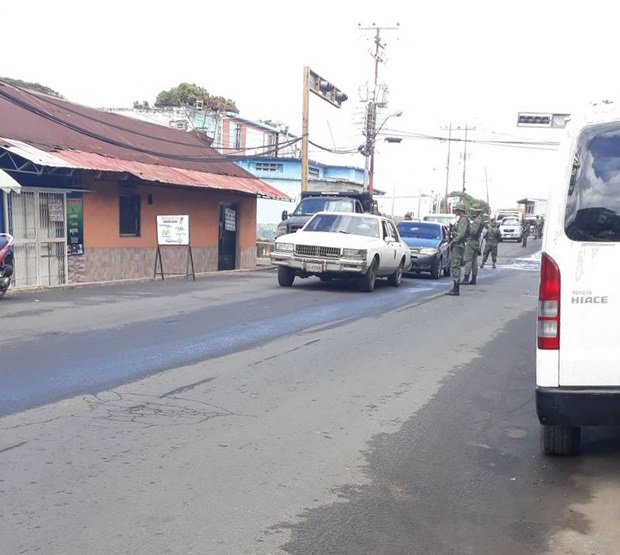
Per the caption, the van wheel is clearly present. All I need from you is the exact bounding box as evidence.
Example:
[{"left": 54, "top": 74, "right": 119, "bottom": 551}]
[
  {"left": 277, "top": 267, "right": 295, "bottom": 287},
  {"left": 540, "top": 424, "right": 580, "bottom": 456}
]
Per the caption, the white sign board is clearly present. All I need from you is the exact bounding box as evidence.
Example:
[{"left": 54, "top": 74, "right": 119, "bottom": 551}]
[
  {"left": 49, "top": 198, "right": 65, "bottom": 222},
  {"left": 156, "top": 215, "right": 190, "bottom": 246}
]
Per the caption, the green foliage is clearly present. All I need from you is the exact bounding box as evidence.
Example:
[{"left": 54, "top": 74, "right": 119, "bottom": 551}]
[
  {"left": 155, "top": 82, "right": 238, "bottom": 113},
  {"left": 449, "top": 191, "right": 490, "bottom": 216},
  {"left": 133, "top": 100, "right": 150, "bottom": 110},
  {"left": 0, "top": 76, "right": 62, "bottom": 98}
]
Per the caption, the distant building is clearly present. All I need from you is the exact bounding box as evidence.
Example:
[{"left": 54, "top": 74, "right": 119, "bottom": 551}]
[
  {"left": 235, "top": 157, "right": 365, "bottom": 238},
  {"left": 517, "top": 197, "right": 548, "bottom": 217}
]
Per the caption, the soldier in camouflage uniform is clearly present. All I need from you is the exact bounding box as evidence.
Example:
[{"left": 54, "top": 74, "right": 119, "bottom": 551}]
[
  {"left": 522, "top": 219, "right": 531, "bottom": 247},
  {"left": 445, "top": 202, "right": 470, "bottom": 296},
  {"left": 480, "top": 219, "right": 501, "bottom": 269},
  {"left": 461, "top": 205, "right": 484, "bottom": 285}
]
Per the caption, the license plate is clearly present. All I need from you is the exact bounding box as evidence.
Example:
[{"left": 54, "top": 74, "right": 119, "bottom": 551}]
[{"left": 306, "top": 262, "right": 323, "bottom": 273}]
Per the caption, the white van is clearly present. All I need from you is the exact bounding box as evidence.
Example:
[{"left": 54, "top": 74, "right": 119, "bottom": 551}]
[{"left": 536, "top": 116, "right": 620, "bottom": 455}]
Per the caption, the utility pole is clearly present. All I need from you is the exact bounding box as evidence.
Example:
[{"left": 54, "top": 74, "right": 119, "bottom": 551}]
[
  {"left": 300, "top": 67, "right": 347, "bottom": 192},
  {"left": 485, "top": 166, "right": 490, "bottom": 206},
  {"left": 301, "top": 67, "right": 311, "bottom": 192},
  {"left": 359, "top": 23, "right": 399, "bottom": 194},
  {"left": 444, "top": 123, "right": 452, "bottom": 212},
  {"left": 462, "top": 124, "right": 469, "bottom": 193}
]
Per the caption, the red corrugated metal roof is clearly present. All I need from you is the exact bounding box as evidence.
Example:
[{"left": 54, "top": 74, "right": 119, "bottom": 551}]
[
  {"left": 0, "top": 83, "right": 289, "bottom": 200},
  {"left": 55, "top": 149, "right": 287, "bottom": 197}
]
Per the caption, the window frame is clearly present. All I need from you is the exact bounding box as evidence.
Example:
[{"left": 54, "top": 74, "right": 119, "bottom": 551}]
[{"left": 119, "top": 191, "right": 141, "bottom": 237}]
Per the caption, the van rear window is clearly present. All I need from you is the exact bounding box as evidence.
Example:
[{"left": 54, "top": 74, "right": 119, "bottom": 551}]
[{"left": 565, "top": 123, "right": 620, "bottom": 241}]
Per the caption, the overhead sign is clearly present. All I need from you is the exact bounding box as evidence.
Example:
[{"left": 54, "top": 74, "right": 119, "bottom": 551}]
[
  {"left": 156, "top": 215, "right": 190, "bottom": 246},
  {"left": 517, "top": 112, "right": 570, "bottom": 128}
]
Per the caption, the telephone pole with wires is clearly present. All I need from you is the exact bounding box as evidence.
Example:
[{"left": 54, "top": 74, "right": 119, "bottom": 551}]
[{"left": 358, "top": 22, "right": 399, "bottom": 194}]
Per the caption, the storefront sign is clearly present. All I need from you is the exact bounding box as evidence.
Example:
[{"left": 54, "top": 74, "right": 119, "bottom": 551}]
[
  {"left": 156, "top": 215, "right": 190, "bottom": 245},
  {"left": 49, "top": 198, "right": 65, "bottom": 222},
  {"left": 67, "top": 193, "right": 84, "bottom": 256}
]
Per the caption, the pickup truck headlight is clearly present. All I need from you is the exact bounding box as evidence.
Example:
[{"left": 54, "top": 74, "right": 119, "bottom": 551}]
[
  {"left": 275, "top": 242, "right": 294, "bottom": 252},
  {"left": 420, "top": 248, "right": 440, "bottom": 256},
  {"left": 343, "top": 248, "right": 367, "bottom": 259}
]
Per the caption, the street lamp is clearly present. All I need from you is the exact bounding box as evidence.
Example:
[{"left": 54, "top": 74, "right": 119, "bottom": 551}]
[{"left": 362, "top": 109, "right": 403, "bottom": 194}]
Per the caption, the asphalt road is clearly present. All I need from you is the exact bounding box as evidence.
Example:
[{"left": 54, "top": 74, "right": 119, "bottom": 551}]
[{"left": 2, "top": 239, "right": 619, "bottom": 554}]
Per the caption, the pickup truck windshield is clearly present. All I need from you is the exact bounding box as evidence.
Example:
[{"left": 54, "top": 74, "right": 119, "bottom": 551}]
[{"left": 293, "top": 198, "right": 355, "bottom": 216}]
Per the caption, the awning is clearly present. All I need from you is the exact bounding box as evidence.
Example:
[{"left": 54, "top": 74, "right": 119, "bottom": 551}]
[
  {"left": 0, "top": 138, "right": 289, "bottom": 201},
  {"left": 0, "top": 168, "right": 21, "bottom": 194}
]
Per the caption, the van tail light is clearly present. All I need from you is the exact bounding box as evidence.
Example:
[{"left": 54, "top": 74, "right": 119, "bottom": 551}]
[{"left": 538, "top": 252, "right": 560, "bottom": 350}]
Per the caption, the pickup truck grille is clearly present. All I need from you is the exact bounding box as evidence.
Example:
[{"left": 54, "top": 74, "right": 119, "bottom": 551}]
[{"left": 295, "top": 245, "right": 341, "bottom": 258}]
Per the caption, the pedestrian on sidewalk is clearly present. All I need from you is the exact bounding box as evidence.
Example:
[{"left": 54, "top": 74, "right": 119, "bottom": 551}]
[
  {"left": 445, "top": 202, "right": 470, "bottom": 297},
  {"left": 480, "top": 219, "right": 501, "bottom": 269},
  {"left": 461, "top": 205, "right": 484, "bottom": 285}
]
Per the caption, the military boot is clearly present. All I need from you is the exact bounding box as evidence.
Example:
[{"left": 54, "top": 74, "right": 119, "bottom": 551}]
[
  {"left": 470, "top": 274, "right": 477, "bottom": 285},
  {"left": 460, "top": 274, "right": 471, "bottom": 285},
  {"left": 445, "top": 281, "right": 460, "bottom": 296},
  {"left": 492, "top": 263, "right": 496, "bottom": 269}
]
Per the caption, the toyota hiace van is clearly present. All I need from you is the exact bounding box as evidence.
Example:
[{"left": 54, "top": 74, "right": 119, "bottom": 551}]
[{"left": 536, "top": 116, "right": 620, "bottom": 455}]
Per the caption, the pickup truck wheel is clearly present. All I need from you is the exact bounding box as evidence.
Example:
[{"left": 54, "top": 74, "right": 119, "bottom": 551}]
[
  {"left": 277, "top": 266, "right": 295, "bottom": 287},
  {"left": 358, "top": 257, "right": 378, "bottom": 292},
  {"left": 388, "top": 259, "right": 404, "bottom": 287},
  {"left": 541, "top": 424, "right": 580, "bottom": 456}
]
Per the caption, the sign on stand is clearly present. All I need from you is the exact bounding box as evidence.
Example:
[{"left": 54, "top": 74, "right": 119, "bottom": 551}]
[{"left": 154, "top": 215, "right": 195, "bottom": 280}]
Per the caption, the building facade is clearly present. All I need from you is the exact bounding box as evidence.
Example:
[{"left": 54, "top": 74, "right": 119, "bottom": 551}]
[{"left": 0, "top": 83, "right": 286, "bottom": 289}]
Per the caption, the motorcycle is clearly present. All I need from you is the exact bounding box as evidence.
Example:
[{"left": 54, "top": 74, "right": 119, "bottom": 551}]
[{"left": 0, "top": 233, "right": 14, "bottom": 298}]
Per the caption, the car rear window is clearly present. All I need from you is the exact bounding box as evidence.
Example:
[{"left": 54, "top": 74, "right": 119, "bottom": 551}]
[
  {"left": 397, "top": 222, "right": 441, "bottom": 240},
  {"left": 565, "top": 123, "right": 620, "bottom": 242}
]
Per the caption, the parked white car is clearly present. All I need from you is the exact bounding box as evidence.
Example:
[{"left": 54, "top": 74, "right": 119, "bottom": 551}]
[
  {"left": 499, "top": 217, "right": 522, "bottom": 242},
  {"left": 271, "top": 212, "right": 411, "bottom": 292}
]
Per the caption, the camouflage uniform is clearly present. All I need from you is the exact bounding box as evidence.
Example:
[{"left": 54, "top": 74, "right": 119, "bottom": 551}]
[
  {"left": 522, "top": 220, "right": 531, "bottom": 247},
  {"left": 449, "top": 213, "right": 470, "bottom": 282},
  {"left": 461, "top": 211, "right": 483, "bottom": 284},
  {"left": 481, "top": 222, "right": 501, "bottom": 268}
]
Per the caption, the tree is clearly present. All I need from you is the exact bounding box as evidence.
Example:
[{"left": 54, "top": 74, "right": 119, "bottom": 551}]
[
  {"left": 449, "top": 191, "right": 490, "bottom": 216},
  {"left": 0, "top": 77, "right": 62, "bottom": 98},
  {"left": 155, "top": 82, "right": 238, "bottom": 113}
]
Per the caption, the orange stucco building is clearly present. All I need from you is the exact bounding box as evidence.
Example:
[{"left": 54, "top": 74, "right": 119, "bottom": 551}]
[{"left": 0, "top": 82, "right": 287, "bottom": 287}]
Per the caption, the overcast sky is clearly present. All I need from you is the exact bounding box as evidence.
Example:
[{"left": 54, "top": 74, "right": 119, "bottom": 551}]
[{"left": 3, "top": 0, "right": 620, "bottom": 212}]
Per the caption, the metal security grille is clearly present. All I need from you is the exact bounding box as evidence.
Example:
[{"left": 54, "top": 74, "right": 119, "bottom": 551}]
[
  {"left": 8, "top": 190, "right": 67, "bottom": 288},
  {"left": 295, "top": 244, "right": 341, "bottom": 258}
]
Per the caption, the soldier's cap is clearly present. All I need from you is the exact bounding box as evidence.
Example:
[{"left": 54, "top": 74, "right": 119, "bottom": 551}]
[
  {"left": 454, "top": 202, "right": 466, "bottom": 212},
  {"left": 472, "top": 205, "right": 482, "bottom": 212}
]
